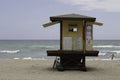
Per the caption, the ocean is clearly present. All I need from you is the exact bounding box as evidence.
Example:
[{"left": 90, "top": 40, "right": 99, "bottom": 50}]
[{"left": 0, "top": 40, "right": 120, "bottom": 60}]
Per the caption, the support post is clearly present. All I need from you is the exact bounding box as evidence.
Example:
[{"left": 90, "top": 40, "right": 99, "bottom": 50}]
[
  {"left": 82, "top": 20, "right": 87, "bottom": 71},
  {"left": 60, "top": 21, "right": 62, "bottom": 50}
]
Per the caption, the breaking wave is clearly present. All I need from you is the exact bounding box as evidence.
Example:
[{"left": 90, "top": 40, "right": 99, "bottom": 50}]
[
  {"left": 99, "top": 52, "right": 107, "bottom": 56},
  {"left": 0, "top": 50, "right": 20, "bottom": 54},
  {"left": 110, "top": 51, "right": 120, "bottom": 54},
  {"left": 13, "top": 57, "right": 47, "bottom": 60},
  {"left": 93, "top": 45, "right": 120, "bottom": 48}
]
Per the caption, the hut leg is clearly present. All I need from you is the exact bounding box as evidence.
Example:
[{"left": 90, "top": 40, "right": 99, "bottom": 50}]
[
  {"left": 81, "top": 56, "right": 87, "bottom": 71},
  {"left": 53, "top": 57, "right": 60, "bottom": 69},
  {"left": 56, "top": 57, "right": 64, "bottom": 71}
]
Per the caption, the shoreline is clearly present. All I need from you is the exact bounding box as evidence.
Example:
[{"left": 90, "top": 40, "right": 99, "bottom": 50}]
[{"left": 1, "top": 57, "right": 120, "bottom": 61}]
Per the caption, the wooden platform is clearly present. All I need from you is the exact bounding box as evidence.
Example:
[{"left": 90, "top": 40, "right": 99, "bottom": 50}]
[{"left": 47, "top": 50, "right": 99, "bottom": 57}]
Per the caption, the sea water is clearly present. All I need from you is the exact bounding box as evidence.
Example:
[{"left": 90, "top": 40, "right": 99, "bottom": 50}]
[{"left": 0, "top": 40, "right": 120, "bottom": 60}]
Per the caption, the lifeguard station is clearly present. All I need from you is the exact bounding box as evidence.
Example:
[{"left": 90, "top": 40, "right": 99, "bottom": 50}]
[{"left": 43, "top": 13, "right": 103, "bottom": 71}]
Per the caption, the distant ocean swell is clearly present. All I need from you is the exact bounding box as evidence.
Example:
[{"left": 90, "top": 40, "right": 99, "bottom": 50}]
[
  {"left": 0, "top": 40, "right": 120, "bottom": 60},
  {"left": 30, "top": 45, "right": 59, "bottom": 49},
  {"left": 0, "top": 45, "right": 120, "bottom": 53}
]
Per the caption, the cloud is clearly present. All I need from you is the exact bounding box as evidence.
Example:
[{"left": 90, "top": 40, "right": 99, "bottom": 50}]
[{"left": 57, "top": 0, "right": 120, "bottom": 12}]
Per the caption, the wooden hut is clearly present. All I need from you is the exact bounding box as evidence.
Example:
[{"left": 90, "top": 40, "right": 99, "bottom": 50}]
[{"left": 43, "top": 13, "right": 103, "bottom": 71}]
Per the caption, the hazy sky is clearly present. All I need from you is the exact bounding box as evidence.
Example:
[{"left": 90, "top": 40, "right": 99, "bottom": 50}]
[{"left": 0, "top": 0, "right": 120, "bottom": 40}]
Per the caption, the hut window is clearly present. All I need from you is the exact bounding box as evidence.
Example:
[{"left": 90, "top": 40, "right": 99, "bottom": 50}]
[
  {"left": 69, "top": 24, "right": 78, "bottom": 32},
  {"left": 86, "top": 26, "right": 92, "bottom": 39}
]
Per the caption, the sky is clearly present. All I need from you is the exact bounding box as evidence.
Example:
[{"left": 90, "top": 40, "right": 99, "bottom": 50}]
[{"left": 0, "top": 0, "right": 120, "bottom": 40}]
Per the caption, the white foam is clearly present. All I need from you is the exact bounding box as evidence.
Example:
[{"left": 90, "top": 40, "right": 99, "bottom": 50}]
[
  {"left": 22, "top": 57, "right": 32, "bottom": 60},
  {"left": 14, "top": 58, "right": 20, "bottom": 60},
  {"left": 99, "top": 52, "right": 107, "bottom": 56},
  {"left": 111, "top": 51, "right": 120, "bottom": 54},
  {"left": 93, "top": 45, "right": 120, "bottom": 48},
  {"left": 87, "top": 58, "right": 111, "bottom": 61},
  {"left": 32, "top": 58, "right": 46, "bottom": 60},
  {"left": 0, "top": 50, "right": 20, "bottom": 54},
  {"left": 21, "top": 57, "right": 47, "bottom": 60}
]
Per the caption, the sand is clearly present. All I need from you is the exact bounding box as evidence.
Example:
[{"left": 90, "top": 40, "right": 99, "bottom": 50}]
[{"left": 0, "top": 59, "right": 120, "bottom": 80}]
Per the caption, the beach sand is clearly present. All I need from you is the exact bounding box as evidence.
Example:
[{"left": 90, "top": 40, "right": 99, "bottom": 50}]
[{"left": 0, "top": 59, "right": 120, "bottom": 80}]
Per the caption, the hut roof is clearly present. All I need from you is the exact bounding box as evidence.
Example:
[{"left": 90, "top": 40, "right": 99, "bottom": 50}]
[{"left": 50, "top": 13, "right": 96, "bottom": 22}]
